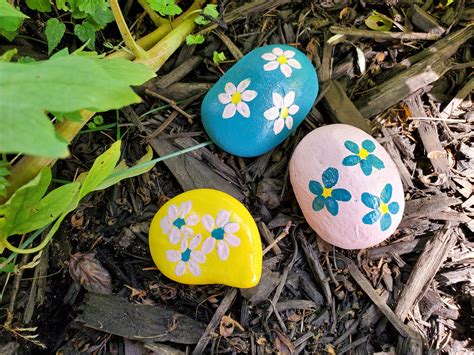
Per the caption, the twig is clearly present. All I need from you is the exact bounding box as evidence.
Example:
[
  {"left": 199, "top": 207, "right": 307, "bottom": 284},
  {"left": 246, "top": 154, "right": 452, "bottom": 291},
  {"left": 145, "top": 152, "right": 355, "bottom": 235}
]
[
  {"left": 145, "top": 89, "right": 195, "bottom": 122},
  {"left": 329, "top": 25, "right": 440, "bottom": 40},
  {"left": 262, "top": 221, "right": 291, "bottom": 256},
  {"left": 192, "top": 288, "right": 238, "bottom": 355}
]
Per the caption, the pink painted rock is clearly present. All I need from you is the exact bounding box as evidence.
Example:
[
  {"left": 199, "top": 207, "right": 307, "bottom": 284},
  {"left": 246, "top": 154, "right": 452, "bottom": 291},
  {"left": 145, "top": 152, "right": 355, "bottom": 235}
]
[{"left": 290, "top": 124, "right": 405, "bottom": 249}]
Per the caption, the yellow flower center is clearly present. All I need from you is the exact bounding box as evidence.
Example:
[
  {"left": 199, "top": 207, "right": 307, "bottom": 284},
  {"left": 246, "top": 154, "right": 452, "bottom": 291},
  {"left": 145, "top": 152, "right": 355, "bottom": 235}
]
[
  {"left": 231, "top": 92, "right": 241, "bottom": 105},
  {"left": 280, "top": 107, "right": 289, "bottom": 119},
  {"left": 380, "top": 202, "right": 389, "bottom": 214},
  {"left": 358, "top": 148, "right": 369, "bottom": 159},
  {"left": 277, "top": 55, "right": 288, "bottom": 64},
  {"left": 322, "top": 187, "right": 332, "bottom": 198}
]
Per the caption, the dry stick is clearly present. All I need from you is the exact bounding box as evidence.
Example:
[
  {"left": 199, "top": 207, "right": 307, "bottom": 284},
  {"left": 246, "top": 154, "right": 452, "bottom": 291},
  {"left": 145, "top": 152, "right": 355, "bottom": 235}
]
[
  {"left": 262, "top": 221, "right": 291, "bottom": 256},
  {"left": 214, "top": 30, "right": 244, "bottom": 59},
  {"left": 342, "top": 256, "right": 420, "bottom": 340},
  {"left": 394, "top": 223, "right": 458, "bottom": 321},
  {"left": 329, "top": 25, "right": 441, "bottom": 41},
  {"left": 145, "top": 89, "right": 195, "bottom": 122},
  {"left": 192, "top": 288, "right": 238, "bottom": 355}
]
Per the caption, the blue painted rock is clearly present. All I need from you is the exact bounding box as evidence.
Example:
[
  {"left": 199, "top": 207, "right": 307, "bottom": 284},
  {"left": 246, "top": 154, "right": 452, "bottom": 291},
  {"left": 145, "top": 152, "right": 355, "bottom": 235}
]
[
  {"left": 289, "top": 124, "right": 405, "bottom": 249},
  {"left": 201, "top": 44, "right": 319, "bottom": 157}
]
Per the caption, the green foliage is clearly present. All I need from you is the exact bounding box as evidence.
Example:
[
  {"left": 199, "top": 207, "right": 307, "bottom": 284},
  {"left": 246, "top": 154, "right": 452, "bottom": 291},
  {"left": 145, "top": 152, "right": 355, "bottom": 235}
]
[
  {"left": 0, "top": 48, "right": 17, "bottom": 62},
  {"left": 195, "top": 4, "right": 218, "bottom": 25},
  {"left": 25, "top": 0, "right": 52, "bottom": 12},
  {"left": 0, "top": 53, "right": 155, "bottom": 157},
  {"left": 0, "top": 165, "right": 10, "bottom": 197},
  {"left": 0, "top": 0, "right": 28, "bottom": 40},
  {"left": 213, "top": 51, "right": 226, "bottom": 65},
  {"left": 365, "top": 14, "right": 392, "bottom": 31},
  {"left": 74, "top": 21, "right": 96, "bottom": 49},
  {"left": 87, "top": 115, "right": 104, "bottom": 129},
  {"left": 186, "top": 34, "right": 205, "bottom": 45},
  {"left": 147, "top": 0, "right": 182, "bottom": 17},
  {"left": 0, "top": 257, "right": 16, "bottom": 273},
  {"left": 45, "top": 18, "right": 66, "bottom": 54}
]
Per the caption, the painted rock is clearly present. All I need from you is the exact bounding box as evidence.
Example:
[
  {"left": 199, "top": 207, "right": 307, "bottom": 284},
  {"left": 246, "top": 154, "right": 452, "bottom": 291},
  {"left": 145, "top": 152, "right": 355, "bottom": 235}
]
[
  {"left": 290, "top": 124, "right": 405, "bottom": 249},
  {"left": 201, "top": 44, "right": 319, "bottom": 157},
  {"left": 149, "top": 189, "right": 262, "bottom": 288}
]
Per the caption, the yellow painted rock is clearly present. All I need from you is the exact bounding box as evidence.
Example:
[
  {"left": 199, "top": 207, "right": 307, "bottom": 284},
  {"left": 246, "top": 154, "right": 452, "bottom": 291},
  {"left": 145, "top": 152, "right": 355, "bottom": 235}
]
[{"left": 149, "top": 189, "right": 262, "bottom": 288}]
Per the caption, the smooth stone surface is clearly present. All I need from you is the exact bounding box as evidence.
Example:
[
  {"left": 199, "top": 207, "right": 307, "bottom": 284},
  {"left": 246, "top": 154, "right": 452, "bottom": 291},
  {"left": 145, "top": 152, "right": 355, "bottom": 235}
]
[
  {"left": 290, "top": 124, "right": 405, "bottom": 249},
  {"left": 149, "top": 189, "right": 262, "bottom": 288},
  {"left": 202, "top": 44, "right": 319, "bottom": 157}
]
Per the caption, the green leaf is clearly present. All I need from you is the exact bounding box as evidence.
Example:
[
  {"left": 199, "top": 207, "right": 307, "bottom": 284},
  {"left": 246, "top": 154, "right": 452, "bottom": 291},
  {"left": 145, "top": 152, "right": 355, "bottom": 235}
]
[
  {"left": 93, "top": 115, "right": 104, "bottom": 125},
  {"left": 25, "top": 0, "right": 52, "bottom": 12},
  {"left": 0, "top": 257, "right": 16, "bottom": 272},
  {"left": 365, "top": 15, "right": 392, "bottom": 31},
  {"left": 212, "top": 51, "right": 226, "bottom": 65},
  {"left": 0, "top": 54, "right": 154, "bottom": 157},
  {"left": 0, "top": 48, "right": 17, "bottom": 62},
  {"left": 147, "top": 0, "right": 182, "bottom": 17},
  {"left": 95, "top": 145, "right": 154, "bottom": 190},
  {"left": 186, "top": 34, "right": 205, "bottom": 45},
  {"left": 0, "top": 0, "right": 28, "bottom": 40},
  {"left": 79, "top": 140, "right": 121, "bottom": 198},
  {"left": 0, "top": 168, "right": 80, "bottom": 237},
  {"left": 195, "top": 4, "right": 218, "bottom": 25},
  {"left": 45, "top": 18, "right": 66, "bottom": 55},
  {"left": 74, "top": 21, "right": 96, "bottom": 49},
  {"left": 0, "top": 166, "right": 10, "bottom": 197}
]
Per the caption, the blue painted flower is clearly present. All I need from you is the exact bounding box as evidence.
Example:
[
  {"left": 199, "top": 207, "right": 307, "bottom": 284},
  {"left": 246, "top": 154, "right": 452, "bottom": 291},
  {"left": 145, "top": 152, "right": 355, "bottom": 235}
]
[
  {"left": 308, "top": 167, "right": 352, "bottom": 216},
  {"left": 361, "top": 184, "right": 400, "bottom": 232},
  {"left": 342, "top": 140, "right": 385, "bottom": 176}
]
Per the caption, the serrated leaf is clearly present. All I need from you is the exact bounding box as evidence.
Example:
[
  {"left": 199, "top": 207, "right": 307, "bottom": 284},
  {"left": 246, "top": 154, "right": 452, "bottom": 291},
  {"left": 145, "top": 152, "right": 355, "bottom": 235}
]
[
  {"left": 213, "top": 51, "right": 226, "bottom": 65},
  {"left": 355, "top": 46, "right": 366, "bottom": 74},
  {"left": 186, "top": 34, "right": 205, "bottom": 45},
  {"left": 365, "top": 15, "right": 392, "bottom": 31},
  {"left": 74, "top": 21, "right": 96, "bottom": 49},
  {"left": 95, "top": 145, "right": 154, "bottom": 190},
  {"left": 0, "top": 54, "right": 154, "bottom": 157},
  {"left": 45, "top": 18, "right": 66, "bottom": 55},
  {"left": 147, "top": 0, "right": 182, "bottom": 17},
  {"left": 79, "top": 140, "right": 121, "bottom": 198},
  {"left": 25, "top": 0, "right": 51, "bottom": 12},
  {"left": 69, "top": 252, "right": 112, "bottom": 294},
  {"left": 0, "top": 168, "right": 80, "bottom": 237}
]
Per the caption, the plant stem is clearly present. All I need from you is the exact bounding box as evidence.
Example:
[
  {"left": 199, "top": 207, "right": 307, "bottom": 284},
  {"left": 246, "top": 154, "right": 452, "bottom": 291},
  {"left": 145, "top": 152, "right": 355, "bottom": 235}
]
[
  {"left": 110, "top": 0, "right": 148, "bottom": 59},
  {"left": 137, "top": 0, "right": 168, "bottom": 26}
]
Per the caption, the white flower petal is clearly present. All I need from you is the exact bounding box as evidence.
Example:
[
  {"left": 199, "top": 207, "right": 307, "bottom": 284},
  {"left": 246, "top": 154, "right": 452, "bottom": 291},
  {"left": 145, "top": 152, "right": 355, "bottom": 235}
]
[
  {"left": 236, "top": 102, "right": 250, "bottom": 118},
  {"left": 188, "top": 260, "right": 200, "bottom": 276},
  {"left": 160, "top": 217, "right": 171, "bottom": 233},
  {"left": 202, "top": 214, "right": 215, "bottom": 232},
  {"left": 237, "top": 78, "right": 251, "bottom": 92},
  {"left": 179, "top": 201, "right": 192, "bottom": 217},
  {"left": 175, "top": 261, "right": 186, "bottom": 276},
  {"left": 189, "top": 234, "right": 201, "bottom": 249},
  {"left": 273, "top": 118, "right": 285, "bottom": 134},
  {"left": 181, "top": 226, "right": 194, "bottom": 237},
  {"left": 272, "top": 47, "right": 283, "bottom": 56},
  {"left": 168, "top": 205, "right": 178, "bottom": 219},
  {"left": 169, "top": 227, "right": 181, "bottom": 244},
  {"left": 216, "top": 210, "right": 230, "bottom": 227},
  {"left": 262, "top": 52, "right": 277, "bottom": 61},
  {"left": 201, "top": 237, "right": 216, "bottom": 254},
  {"left": 166, "top": 250, "right": 181, "bottom": 262},
  {"left": 287, "top": 58, "right": 301, "bottom": 69},
  {"left": 185, "top": 213, "right": 199, "bottom": 226},
  {"left": 191, "top": 251, "right": 206, "bottom": 263},
  {"left": 289, "top": 104, "right": 299, "bottom": 115},
  {"left": 224, "top": 222, "right": 240, "bottom": 233},
  {"left": 222, "top": 103, "right": 236, "bottom": 119},
  {"left": 281, "top": 64, "right": 292, "bottom": 78},
  {"left": 264, "top": 107, "right": 280, "bottom": 121},
  {"left": 224, "top": 234, "right": 241, "bottom": 247},
  {"left": 224, "top": 82, "right": 236, "bottom": 95},
  {"left": 180, "top": 236, "right": 187, "bottom": 251},
  {"left": 286, "top": 116, "right": 294, "bottom": 130},
  {"left": 218, "top": 93, "right": 231, "bottom": 104},
  {"left": 241, "top": 90, "right": 257, "bottom": 102},
  {"left": 284, "top": 91, "right": 295, "bottom": 107},
  {"left": 263, "top": 61, "right": 279, "bottom": 71},
  {"left": 217, "top": 240, "right": 230, "bottom": 261},
  {"left": 284, "top": 50, "right": 295, "bottom": 58},
  {"left": 272, "top": 92, "right": 284, "bottom": 108}
]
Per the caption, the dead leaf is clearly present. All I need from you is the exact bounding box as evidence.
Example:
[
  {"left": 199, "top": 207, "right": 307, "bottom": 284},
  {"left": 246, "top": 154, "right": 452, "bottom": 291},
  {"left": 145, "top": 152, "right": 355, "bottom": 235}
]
[
  {"left": 257, "top": 336, "right": 267, "bottom": 345},
  {"left": 326, "top": 344, "right": 336, "bottom": 354},
  {"left": 69, "top": 252, "right": 112, "bottom": 294},
  {"left": 219, "top": 314, "right": 244, "bottom": 338},
  {"left": 274, "top": 330, "right": 295, "bottom": 354}
]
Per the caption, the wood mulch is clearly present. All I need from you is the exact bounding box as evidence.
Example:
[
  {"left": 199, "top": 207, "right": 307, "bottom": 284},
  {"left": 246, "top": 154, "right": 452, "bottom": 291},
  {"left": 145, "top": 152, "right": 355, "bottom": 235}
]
[{"left": 1, "top": 0, "right": 473, "bottom": 354}]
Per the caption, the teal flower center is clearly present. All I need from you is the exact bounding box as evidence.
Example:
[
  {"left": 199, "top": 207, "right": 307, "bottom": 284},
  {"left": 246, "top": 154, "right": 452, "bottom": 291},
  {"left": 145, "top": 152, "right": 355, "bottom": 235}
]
[
  {"left": 211, "top": 227, "right": 225, "bottom": 240},
  {"left": 173, "top": 217, "right": 186, "bottom": 229},
  {"left": 181, "top": 248, "right": 191, "bottom": 262}
]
